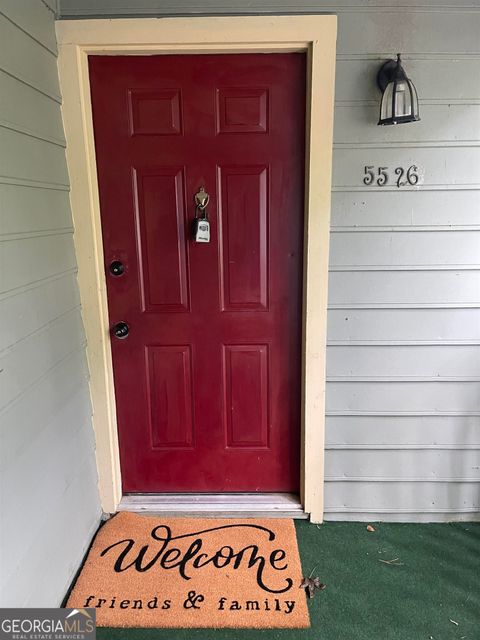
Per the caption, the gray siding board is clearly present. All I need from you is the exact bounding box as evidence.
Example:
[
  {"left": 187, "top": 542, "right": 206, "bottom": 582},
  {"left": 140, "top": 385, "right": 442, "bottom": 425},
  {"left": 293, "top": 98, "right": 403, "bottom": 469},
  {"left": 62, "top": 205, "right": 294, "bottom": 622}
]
[
  {"left": 327, "top": 309, "right": 480, "bottom": 344},
  {"left": 335, "top": 11, "right": 480, "bottom": 55},
  {"left": 0, "top": 71, "right": 66, "bottom": 145},
  {"left": 324, "top": 482, "right": 480, "bottom": 513},
  {"left": 330, "top": 231, "right": 480, "bottom": 268},
  {"left": 0, "top": 274, "right": 80, "bottom": 352},
  {"left": 0, "top": 15, "right": 61, "bottom": 101},
  {"left": 23, "top": 476, "right": 99, "bottom": 608},
  {"left": 0, "top": 352, "right": 90, "bottom": 469},
  {"left": 0, "top": 386, "right": 91, "bottom": 484},
  {"left": 0, "top": 2, "right": 100, "bottom": 607},
  {"left": 324, "top": 511, "right": 480, "bottom": 522},
  {"left": 326, "top": 416, "right": 480, "bottom": 447},
  {"left": 326, "top": 381, "right": 480, "bottom": 414},
  {"left": 1, "top": 410, "right": 94, "bottom": 567},
  {"left": 0, "top": 129, "right": 69, "bottom": 186},
  {"left": 328, "top": 271, "right": 480, "bottom": 307},
  {"left": 0, "top": 184, "right": 72, "bottom": 235},
  {"left": 325, "top": 449, "right": 480, "bottom": 480},
  {"left": 333, "top": 147, "right": 480, "bottom": 189},
  {"left": 2, "top": 458, "right": 99, "bottom": 607},
  {"left": 334, "top": 104, "right": 480, "bottom": 146},
  {"left": 335, "top": 58, "right": 480, "bottom": 104},
  {"left": 0, "top": 309, "right": 86, "bottom": 410},
  {"left": 331, "top": 191, "right": 480, "bottom": 228},
  {"left": 0, "top": 235, "right": 77, "bottom": 294},
  {"left": 0, "top": 1, "right": 57, "bottom": 54},
  {"left": 2, "top": 415, "right": 95, "bottom": 529},
  {"left": 327, "top": 346, "right": 480, "bottom": 379}
]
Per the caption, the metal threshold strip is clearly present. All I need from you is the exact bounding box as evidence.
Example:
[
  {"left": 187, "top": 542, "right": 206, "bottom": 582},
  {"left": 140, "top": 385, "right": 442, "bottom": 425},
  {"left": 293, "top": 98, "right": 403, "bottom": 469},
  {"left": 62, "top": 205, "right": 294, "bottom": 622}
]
[{"left": 118, "top": 493, "right": 308, "bottom": 518}]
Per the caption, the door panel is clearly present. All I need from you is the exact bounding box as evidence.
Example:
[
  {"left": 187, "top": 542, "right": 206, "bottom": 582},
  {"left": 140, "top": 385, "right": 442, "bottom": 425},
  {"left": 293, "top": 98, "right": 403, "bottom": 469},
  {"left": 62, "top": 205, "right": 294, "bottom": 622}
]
[
  {"left": 223, "top": 344, "right": 269, "bottom": 448},
  {"left": 89, "top": 53, "right": 306, "bottom": 492},
  {"left": 146, "top": 345, "right": 194, "bottom": 449},
  {"left": 133, "top": 167, "right": 189, "bottom": 312},
  {"left": 218, "top": 165, "right": 268, "bottom": 311}
]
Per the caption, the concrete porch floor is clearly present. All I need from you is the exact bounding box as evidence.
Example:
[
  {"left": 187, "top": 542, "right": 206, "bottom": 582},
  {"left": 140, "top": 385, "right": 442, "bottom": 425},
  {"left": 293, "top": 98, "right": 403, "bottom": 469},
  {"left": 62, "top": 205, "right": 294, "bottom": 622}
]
[{"left": 95, "top": 520, "right": 480, "bottom": 639}]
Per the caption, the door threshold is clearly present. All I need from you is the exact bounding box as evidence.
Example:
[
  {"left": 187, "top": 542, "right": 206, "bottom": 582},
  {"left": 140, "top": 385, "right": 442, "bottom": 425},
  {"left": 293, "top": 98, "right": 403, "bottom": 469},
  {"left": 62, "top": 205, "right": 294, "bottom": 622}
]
[{"left": 118, "top": 493, "right": 308, "bottom": 519}]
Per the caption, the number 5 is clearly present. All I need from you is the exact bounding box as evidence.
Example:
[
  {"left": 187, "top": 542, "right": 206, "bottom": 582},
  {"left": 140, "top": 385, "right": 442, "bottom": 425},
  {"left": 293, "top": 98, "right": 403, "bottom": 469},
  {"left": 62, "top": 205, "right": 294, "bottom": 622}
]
[
  {"left": 363, "top": 166, "right": 375, "bottom": 185},
  {"left": 377, "top": 167, "right": 388, "bottom": 186}
]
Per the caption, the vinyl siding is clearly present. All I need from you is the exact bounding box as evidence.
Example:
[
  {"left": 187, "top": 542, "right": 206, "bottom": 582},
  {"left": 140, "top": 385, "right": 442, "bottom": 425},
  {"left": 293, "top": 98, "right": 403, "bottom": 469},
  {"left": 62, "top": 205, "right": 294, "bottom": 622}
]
[
  {"left": 326, "top": 4, "right": 480, "bottom": 521},
  {"left": 0, "top": 0, "right": 101, "bottom": 607},
  {"left": 57, "top": 0, "right": 480, "bottom": 521}
]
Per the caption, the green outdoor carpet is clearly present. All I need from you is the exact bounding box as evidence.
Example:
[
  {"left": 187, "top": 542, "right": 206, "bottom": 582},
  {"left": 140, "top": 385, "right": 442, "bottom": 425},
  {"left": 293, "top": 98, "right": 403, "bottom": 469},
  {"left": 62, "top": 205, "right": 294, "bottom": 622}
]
[{"left": 96, "top": 520, "right": 480, "bottom": 640}]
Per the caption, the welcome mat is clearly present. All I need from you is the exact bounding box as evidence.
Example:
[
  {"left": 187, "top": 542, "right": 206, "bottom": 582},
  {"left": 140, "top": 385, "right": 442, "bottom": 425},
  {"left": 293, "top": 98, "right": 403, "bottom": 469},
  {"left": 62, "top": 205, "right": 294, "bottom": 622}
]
[{"left": 67, "top": 512, "right": 309, "bottom": 629}]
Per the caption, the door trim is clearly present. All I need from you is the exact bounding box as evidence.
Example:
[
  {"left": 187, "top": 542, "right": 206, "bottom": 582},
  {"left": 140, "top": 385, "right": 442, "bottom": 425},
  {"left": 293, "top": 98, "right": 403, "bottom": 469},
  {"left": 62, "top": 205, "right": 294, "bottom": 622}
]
[{"left": 56, "top": 15, "right": 337, "bottom": 523}]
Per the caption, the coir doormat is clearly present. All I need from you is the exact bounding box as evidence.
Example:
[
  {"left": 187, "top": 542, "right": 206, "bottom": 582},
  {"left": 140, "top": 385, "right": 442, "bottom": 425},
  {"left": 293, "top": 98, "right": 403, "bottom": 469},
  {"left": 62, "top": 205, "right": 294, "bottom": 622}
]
[{"left": 67, "top": 512, "right": 310, "bottom": 628}]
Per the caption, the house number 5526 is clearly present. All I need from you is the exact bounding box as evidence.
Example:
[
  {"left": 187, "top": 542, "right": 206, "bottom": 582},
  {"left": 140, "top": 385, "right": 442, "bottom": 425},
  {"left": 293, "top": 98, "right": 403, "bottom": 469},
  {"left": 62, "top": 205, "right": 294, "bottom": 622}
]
[{"left": 363, "top": 165, "right": 420, "bottom": 188}]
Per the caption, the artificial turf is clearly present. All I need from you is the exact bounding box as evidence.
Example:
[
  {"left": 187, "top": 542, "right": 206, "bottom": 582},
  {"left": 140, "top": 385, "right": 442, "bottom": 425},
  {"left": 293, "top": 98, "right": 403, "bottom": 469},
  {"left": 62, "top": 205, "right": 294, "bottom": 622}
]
[{"left": 97, "top": 520, "right": 480, "bottom": 640}]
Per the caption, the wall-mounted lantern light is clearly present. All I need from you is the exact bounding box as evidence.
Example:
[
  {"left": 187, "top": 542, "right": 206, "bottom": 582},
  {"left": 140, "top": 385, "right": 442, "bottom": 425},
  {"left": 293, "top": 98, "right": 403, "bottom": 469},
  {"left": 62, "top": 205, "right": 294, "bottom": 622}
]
[{"left": 377, "top": 53, "right": 420, "bottom": 126}]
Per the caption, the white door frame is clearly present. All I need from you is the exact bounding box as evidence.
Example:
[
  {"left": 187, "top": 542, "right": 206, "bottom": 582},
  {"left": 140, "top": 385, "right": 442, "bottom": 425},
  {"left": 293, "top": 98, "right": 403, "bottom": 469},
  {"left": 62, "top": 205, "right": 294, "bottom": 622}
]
[{"left": 56, "top": 15, "right": 337, "bottom": 523}]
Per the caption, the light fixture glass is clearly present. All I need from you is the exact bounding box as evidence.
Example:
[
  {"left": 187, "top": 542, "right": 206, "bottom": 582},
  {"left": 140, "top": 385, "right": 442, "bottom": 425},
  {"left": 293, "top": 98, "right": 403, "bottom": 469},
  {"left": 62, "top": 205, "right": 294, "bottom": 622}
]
[{"left": 377, "top": 53, "right": 420, "bottom": 126}]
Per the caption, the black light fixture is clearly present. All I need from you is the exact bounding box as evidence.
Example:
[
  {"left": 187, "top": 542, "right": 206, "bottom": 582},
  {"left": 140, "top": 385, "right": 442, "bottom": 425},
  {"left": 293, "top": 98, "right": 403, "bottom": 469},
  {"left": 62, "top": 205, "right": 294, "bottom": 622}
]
[{"left": 377, "top": 53, "right": 420, "bottom": 126}]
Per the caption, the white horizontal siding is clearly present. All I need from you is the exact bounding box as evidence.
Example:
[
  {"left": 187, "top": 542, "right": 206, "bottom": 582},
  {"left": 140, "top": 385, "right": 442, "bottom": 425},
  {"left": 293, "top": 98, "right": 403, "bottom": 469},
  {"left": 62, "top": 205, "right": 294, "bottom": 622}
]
[
  {"left": 327, "top": 345, "right": 480, "bottom": 379},
  {"left": 325, "top": 482, "right": 479, "bottom": 513},
  {"left": 0, "top": 1, "right": 57, "bottom": 54},
  {"left": 326, "top": 381, "right": 480, "bottom": 415},
  {"left": 0, "top": 234, "right": 77, "bottom": 294},
  {"left": 327, "top": 2, "right": 480, "bottom": 520},
  {"left": 2, "top": 457, "right": 100, "bottom": 607},
  {"left": 0, "top": 183, "right": 72, "bottom": 236},
  {"left": 325, "top": 449, "right": 480, "bottom": 480},
  {"left": 0, "top": 70, "right": 66, "bottom": 145},
  {"left": 0, "top": 309, "right": 86, "bottom": 410},
  {"left": 0, "top": 1, "right": 100, "bottom": 608},
  {"left": 336, "top": 11, "right": 480, "bottom": 55},
  {"left": 333, "top": 147, "right": 480, "bottom": 190},
  {"left": 0, "top": 128, "right": 69, "bottom": 186},
  {"left": 335, "top": 58, "right": 480, "bottom": 103},
  {"left": 0, "top": 14, "right": 61, "bottom": 101},
  {"left": 331, "top": 190, "right": 480, "bottom": 227},
  {"left": 334, "top": 104, "right": 480, "bottom": 146},
  {"left": 325, "top": 415, "right": 480, "bottom": 447},
  {"left": 327, "top": 308, "right": 480, "bottom": 344},
  {"left": 330, "top": 231, "right": 480, "bottom": 269},
  {"left": 328, "top": 271, "right": 480, "bottom": 307},
  {"left": 0, "top": 274, "right": 80, "bottom": 352},
  {"left": 0, "top": 351, "right": 90, "bottom": 469},
  {"left": 1, "top": 407, "right": 95, "bottom": 535}
]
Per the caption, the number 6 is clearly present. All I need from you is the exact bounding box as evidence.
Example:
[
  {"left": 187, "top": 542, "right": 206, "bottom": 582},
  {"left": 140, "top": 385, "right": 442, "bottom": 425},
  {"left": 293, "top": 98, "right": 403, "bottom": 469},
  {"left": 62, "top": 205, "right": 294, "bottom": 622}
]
[{"left": 407, "top": 165, "right": 419, "bottom": 185}]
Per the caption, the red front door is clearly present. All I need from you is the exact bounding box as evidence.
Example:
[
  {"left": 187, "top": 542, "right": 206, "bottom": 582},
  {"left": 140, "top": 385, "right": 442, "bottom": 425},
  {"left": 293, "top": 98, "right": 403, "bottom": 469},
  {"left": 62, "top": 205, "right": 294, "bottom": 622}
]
[{"left": 89, "top": 53, "right": 306, "bottom": 492}]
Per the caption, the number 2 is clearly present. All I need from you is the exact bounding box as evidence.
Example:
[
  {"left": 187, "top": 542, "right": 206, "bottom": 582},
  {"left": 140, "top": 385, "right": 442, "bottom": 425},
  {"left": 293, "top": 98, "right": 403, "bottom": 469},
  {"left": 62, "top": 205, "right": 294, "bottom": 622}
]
[{"left": 395, "top": 167, "right": 405, "bottom": 188}]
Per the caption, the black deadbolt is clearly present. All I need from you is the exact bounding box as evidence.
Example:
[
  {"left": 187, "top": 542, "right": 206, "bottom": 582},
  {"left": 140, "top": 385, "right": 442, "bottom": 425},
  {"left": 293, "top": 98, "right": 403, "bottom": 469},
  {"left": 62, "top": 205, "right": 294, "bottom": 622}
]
[
  {"left": 109, "top": 260, "right": 125, "bottom": 276},
  {"left": 113, "top": 321, "right": 129, "bottom": 339}
]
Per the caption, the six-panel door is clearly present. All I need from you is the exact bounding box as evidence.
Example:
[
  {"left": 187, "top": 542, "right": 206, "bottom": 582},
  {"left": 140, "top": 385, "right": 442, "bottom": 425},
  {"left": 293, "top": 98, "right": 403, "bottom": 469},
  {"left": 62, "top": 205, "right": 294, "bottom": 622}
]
[{"left": 89, "top": 54, "right": 306, "bottom": 492}]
